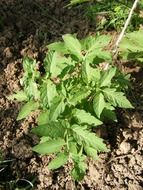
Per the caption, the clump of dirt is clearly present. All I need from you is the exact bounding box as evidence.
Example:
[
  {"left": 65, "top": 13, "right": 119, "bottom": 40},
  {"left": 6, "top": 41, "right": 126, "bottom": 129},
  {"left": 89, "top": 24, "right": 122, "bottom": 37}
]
[{"left": 0, "top": 0, "right": 143, "bottom": 190}]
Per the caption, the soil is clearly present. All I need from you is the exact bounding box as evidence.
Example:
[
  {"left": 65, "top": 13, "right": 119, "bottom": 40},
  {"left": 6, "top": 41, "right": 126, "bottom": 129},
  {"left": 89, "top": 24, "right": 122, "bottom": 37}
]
[{"left": 0, "top": 0, "right": 143, "bottom": 190}]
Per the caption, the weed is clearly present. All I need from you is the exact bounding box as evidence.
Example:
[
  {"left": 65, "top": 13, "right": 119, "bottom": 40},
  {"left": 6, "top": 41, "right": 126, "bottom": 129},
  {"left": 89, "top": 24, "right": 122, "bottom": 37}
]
[{"left": 68, "top": 0, "right": 143, "bottom": 31}]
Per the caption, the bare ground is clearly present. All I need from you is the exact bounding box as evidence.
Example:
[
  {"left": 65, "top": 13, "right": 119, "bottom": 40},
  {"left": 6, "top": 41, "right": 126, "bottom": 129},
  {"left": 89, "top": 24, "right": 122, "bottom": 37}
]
[{"left": 0, "top": 0, "right": 143, "bottom": 189}]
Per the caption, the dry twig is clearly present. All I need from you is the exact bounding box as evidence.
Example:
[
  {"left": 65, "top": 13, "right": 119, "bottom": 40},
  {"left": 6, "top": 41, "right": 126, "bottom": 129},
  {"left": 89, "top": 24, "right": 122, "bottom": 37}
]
[{"left": 113, "top": 0, "right": 139, "bottom": 53}]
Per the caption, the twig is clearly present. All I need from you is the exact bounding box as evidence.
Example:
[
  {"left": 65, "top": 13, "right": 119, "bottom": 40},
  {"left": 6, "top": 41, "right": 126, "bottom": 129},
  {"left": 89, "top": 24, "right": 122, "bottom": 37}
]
[
  {"left": 106, "top": 149, "right": 140, "bottom": 165},
  {"left": 113, "top": 0, "right": 139, "bottom": 53}
]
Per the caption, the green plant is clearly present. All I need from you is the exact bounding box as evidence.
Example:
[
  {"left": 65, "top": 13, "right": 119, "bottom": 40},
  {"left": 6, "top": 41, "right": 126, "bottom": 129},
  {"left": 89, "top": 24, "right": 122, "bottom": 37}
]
[
  {"left": 8, "top": 34, "right": 133, "bottom": 181},
  {"left": 119, "top": 29, "right": 143, "bottom": 63},
  {"left": 86, "top": 1, "right": 125, "bottom": 30},
  {"left": 83, "top": 0, "right": 143, "bottom": 31}
]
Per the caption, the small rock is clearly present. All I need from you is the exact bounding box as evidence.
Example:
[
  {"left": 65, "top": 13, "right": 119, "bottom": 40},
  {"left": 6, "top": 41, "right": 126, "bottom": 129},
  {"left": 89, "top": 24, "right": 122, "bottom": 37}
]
[
  {"left": 119, "top": 141, "right": 131, "bottom": 154},
  {"left": 4, "top": 47, "right": 13, "bottom": 58},
  {"left": 129, "top": 156, "right": 136, "bottom": 166}
]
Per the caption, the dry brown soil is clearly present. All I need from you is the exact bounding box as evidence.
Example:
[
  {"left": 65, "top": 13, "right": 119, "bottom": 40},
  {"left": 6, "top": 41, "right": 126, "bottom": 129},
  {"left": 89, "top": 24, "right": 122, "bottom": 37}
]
[{"left": 0, "top": 0, "right": 143, "bottom": 190}]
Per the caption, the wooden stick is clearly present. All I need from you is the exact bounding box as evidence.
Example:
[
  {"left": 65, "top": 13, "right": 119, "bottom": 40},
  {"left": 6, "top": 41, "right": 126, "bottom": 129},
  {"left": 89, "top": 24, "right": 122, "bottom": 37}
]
[{"left": 113, "top": 0, "right": 139, "bottom": 53}]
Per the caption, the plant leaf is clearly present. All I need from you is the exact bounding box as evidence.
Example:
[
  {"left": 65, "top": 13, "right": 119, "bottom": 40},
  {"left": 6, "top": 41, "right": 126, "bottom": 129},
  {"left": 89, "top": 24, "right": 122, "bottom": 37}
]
[
  {"left": 72, "top": 125, "right": 108, "bottom": 152},
  {"left": 103, "top": 108, "right": 117, "bottom": 122},
  {"left": 40, "top": 136, "right": 50, "bottom": 143},
  {"left": 81, "top": 61, "right": 91, "bottom": 84},
  {"left": 33, "top": 139, "right": 65, "bottom": 155},
  {"left": 119, "top": 30, "right": 143, "bottom": 62},
  {"left": 48, "top": 152, "right": 69, "bottom": 169},
  {"left": 103, "top": 88, "right": 133, "bottom": 108},
  {"left": 100, "top": 67, "right": 116, "bottom": 87},
  {"left": 120, "top": 30, "right": 143, "bottom": 52},
  {"left": 62, "top": 34, "right": 82, "bottom": 60},
  {"left": 7, "top": 91, "right": 28, "bottom": 102},
  {"left": 23, "top": 57, "right": 37, "bottom": 74},
  {"left": 49, "top": 96, "right": 65, "bottom": 121},
  {"left": 71, "top": 154, "right": 87, "bottom": 181},
  {"left": 90, "top": 68, "right": 101, "bottom": 83},
  {"left": 25, "top": 79, "right": 40, "bottom": 100},
  {"left": 38, "top": 110, "right": 49, "bottom": 125},
  {"left": 69, "top": 142, "right": 78, "bottom": 154},
  {"left": 40, "top": 80, "right": 57, "bottom": 107},
  {"left": 17, "top": 101, "right": 39, "bottom": 121},
  {"left": 86, "top": 50, "right": 111, "bottom": 64},
  {"left": 69, "top": 88, "right": 90, "bottom": 106},
  {"left": 84, "top": 35, "right": 111, "bottom": 53},
  {"left": 73, "top": 108, "right": 102, "bottom": 126},
  {"left": 48, "top": 42, "right": 68, "bottom": 54},
  {"left": 84, "top": 145, "right": 98, "bottom": 160},
  {"left": 71, "top": 162, "right": 86, "bottom": 181},
  {"left": 32, "top": 121, "right": 66, "bottom": 138},
  {"left": 44, "top": 51, "right": 67, "bottom": 78},
  {"left": 93, "top": 92, "right": 105, "bottom": 118}
]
